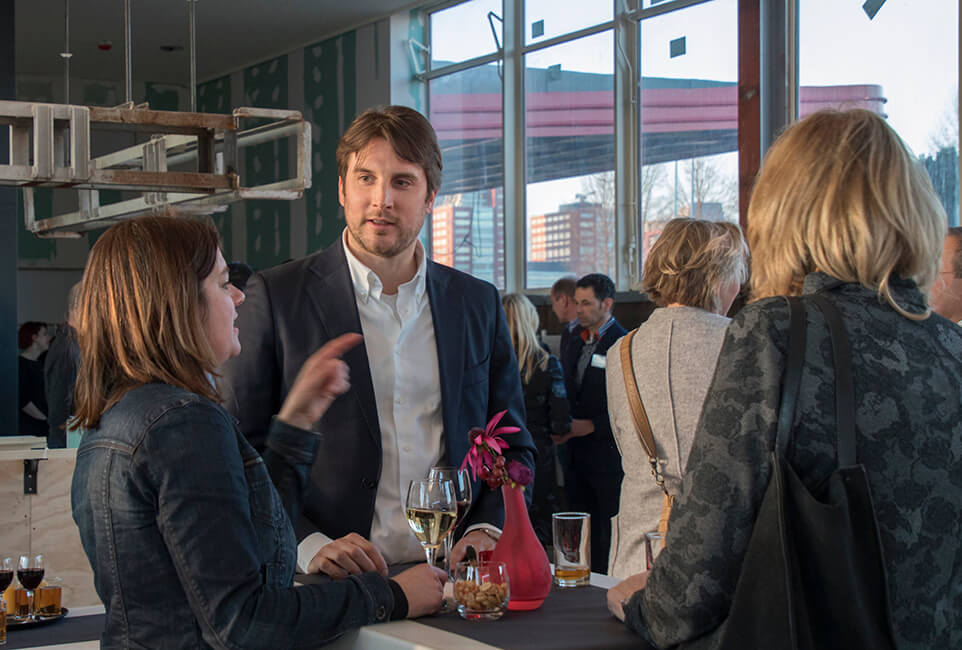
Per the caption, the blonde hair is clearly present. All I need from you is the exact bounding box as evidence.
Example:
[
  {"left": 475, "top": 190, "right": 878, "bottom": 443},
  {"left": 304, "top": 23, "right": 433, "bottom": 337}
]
[
  {"left": 501, "top": 293, "right": 549, "bottom": 384},
  {"left": 747, "top": 109, "right": 945, "bottom": 319},
  {"left": 643, "top": 219, "right": 749, "bottom": 312},
  {"left": 73, "top": 216, "right": 223, "bottom": 429}
]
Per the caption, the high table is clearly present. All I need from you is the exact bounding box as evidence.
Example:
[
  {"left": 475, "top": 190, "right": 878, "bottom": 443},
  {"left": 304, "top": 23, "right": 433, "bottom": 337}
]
[{"left": 4, "top": 573, "right": 638, "bottom": 649}]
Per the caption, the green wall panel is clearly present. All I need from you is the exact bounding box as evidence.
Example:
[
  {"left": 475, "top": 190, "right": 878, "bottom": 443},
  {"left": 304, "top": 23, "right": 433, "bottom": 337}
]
[
  {"left": 198, "top": 75, "right": 234, "bottom": 260},
  {"left": 17, "top": 191, "right": 56, "bottom": 261},
  {"left": 243, "top": 56, "right": 290, "bottom": 271},
  {"left": 304, "top": 32, "right": 356, "bottom": 254}
]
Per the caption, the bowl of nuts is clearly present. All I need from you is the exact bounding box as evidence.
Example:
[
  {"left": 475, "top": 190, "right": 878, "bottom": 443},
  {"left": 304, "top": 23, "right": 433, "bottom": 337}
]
[{"left": 453, "top": 561, "right": 510, "bottom": 620}]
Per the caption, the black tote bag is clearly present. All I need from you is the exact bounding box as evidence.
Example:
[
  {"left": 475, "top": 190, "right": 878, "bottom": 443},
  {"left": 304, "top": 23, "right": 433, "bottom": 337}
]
[{"left": 681, "top": 294, "right": 897, "bottom": 650}]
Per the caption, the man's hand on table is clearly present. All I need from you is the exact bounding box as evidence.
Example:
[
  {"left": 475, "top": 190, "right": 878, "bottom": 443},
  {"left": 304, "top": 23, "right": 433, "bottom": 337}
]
[
  {"left": 393, "top": 564, "right": 449, "bottom": 618},
  {"left": 307, "top": 532, "right": 388, "bottom": 578},
  {"left": 606, "top": 571, "right": 649, "bottom": 622},
  {"left": 449, "top": 529, "right": 499, "bottom": 566}
]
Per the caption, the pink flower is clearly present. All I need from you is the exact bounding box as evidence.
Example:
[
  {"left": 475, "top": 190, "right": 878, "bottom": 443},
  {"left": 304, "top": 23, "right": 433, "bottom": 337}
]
[
  {"left": 507, "top": 460, "right": 533, "bottom": 487},
  {"left": 460, "top": 412, "right": 526, "bottom": 487}
]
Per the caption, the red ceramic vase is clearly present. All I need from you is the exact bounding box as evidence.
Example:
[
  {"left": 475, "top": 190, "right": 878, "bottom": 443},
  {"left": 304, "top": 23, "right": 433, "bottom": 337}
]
[{"left": 490, "top": 484, "right": 552, "bottom": 610}]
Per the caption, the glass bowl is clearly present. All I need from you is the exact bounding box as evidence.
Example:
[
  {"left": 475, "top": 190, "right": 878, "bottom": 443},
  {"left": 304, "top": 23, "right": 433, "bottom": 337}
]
[{"left": 453, "top": 561, "right": 509, "bottom": 620}]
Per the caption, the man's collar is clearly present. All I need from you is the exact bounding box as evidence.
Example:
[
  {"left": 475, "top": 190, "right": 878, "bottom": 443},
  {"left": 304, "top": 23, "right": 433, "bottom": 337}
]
[
  {"left": 341, "top": 229, "right": 427, "bottom": 303},
  {"left": 579, "top": 316, "right": 613, "bottom": 342},
  {"left": 566, "top": 318, "right": 579, "bottom": 333}
]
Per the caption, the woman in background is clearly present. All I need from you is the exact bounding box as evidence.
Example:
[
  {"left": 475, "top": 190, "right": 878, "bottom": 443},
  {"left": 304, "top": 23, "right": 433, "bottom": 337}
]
[
  {"left": 605, "top": 218, "right": 747, "bottom": 579},
  {"left": 608, "top": 109, "right": 962, "bottom": 649},
  {"left": 17, "top": 321, "right": 50, "bottom": 436},
  {"left": 502, "top": 292, "right": 570, "bottom": 545},
  {"left": 71, "top": 216, "right": 446, "bottom": 649}
]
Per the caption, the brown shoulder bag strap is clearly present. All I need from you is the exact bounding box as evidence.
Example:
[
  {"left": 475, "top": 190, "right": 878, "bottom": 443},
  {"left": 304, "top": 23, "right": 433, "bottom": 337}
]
[{"left": 620, "top": 329, "right": 674, "bottom": 537}]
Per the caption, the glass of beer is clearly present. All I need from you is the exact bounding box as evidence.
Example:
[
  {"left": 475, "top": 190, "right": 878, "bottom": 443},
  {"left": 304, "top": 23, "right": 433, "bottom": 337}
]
[
  {"left": 552, "top": 512, "right": 591, "bottom": 587},
  {"left": 35, "top": 578, "right": 62, "bottom": 618}
]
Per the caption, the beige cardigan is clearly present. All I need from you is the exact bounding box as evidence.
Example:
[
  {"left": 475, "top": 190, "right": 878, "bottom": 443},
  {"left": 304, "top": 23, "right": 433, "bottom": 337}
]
[{"left": 605, "top": 306, "right": 730, "bottom": 579}]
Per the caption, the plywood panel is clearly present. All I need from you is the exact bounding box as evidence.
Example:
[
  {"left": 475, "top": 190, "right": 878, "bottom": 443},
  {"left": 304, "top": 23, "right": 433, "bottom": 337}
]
[
  {"left": 31, "top": 456, "right": 99, "bottom": 607},
  {"left": 0, "top": 453, "right": 100, "bottom": 607}
]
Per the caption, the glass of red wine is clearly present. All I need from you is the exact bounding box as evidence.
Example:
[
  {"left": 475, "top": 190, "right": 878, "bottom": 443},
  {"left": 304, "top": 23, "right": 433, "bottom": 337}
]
[
  {"left": 427, "top": 467, "right": 473, "bottom": 577},
  {"left": 17, "top": 554, "right": 44, "bottom": 621},
  {"left": 0, "top": 557, "right": 12, "bottom": 593}
]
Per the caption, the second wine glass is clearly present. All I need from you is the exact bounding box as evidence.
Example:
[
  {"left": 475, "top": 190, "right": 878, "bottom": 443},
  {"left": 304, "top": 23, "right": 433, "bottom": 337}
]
[
  {"left": 427, "top": 466, "right": 472, "bottom": 576},
  {"left": 405, "top": 479, "right": 457, "bottom": 568},
  {"left": 17, "top": 554, "right": 43, "bottom": 621}
]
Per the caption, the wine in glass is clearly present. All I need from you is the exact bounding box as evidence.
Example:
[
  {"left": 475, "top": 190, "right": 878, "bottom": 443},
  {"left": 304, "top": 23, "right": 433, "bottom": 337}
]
[
  {"left": 17, "top": 554, "right": 43, "bottom": 621},
  {"left": 0, "top": 556, "right": 12, "bottom": 642},
  {"left": 427, "top": 466, "right": 473, "bottom": 575},
  {"left": 405, "top": 479, "right": 457, "bottom": 568}
]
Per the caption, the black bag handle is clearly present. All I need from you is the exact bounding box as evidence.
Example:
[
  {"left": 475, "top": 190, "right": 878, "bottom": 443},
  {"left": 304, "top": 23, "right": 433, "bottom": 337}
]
[
  {"left": 810, "top": 294, "right": 857, "bottom": 467},
  {"left": 776, "top": 297, "right": 808, "bottom": 459},
  {"left": 776, "top": 293, "right": 857, "bottom": 467}
]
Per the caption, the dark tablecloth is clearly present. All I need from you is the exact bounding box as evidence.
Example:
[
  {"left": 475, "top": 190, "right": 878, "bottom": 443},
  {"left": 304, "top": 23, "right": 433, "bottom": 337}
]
[
  {"left": 7, "top": 581, "right": 640, "bottom": 649},
  {"left": 418, "top": 585, "right": 640, "bottom": 650},
  {"left": 5, "top": 612, "right": 104, "bottom": 649}
]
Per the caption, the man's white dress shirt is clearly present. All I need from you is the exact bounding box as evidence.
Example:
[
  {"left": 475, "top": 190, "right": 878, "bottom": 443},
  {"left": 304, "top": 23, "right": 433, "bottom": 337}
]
[{"left": 297, "top": 232, "right": 444, "bottom": 571}]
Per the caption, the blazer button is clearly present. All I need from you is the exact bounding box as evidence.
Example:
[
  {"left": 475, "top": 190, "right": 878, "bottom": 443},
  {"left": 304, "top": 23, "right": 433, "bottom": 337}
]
[
  {"left": 361, "top": 478, "right": 375, "bottom": 489},
  {"left": 376, "top": 605, "right": 387, "bottom": 620}
]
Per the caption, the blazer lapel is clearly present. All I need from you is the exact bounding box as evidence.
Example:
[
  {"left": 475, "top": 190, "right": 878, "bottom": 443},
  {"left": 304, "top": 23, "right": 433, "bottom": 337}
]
[
  {"left": 306, "top": 244, "right": 381, "bottom": 448},
  {"left": 425, "top": 262, "right": 464, "bottom": 460}
]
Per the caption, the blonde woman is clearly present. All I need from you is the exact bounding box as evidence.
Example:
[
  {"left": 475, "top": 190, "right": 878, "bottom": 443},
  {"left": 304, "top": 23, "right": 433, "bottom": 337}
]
[
  {"left": 502, "top": 293, "right": 570, "bottom": 544},
  {"left": 608, "top": 110, "right": 962, "bottom": 649},
  {"left": 605, "top": 218, "right": 748, "bottom": 579}
]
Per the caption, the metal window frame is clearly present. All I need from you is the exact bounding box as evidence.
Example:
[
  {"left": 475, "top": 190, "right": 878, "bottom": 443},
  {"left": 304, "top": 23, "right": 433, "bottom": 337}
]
[{"left": 421, "top": 0, "right": 753, "bottom": 293}]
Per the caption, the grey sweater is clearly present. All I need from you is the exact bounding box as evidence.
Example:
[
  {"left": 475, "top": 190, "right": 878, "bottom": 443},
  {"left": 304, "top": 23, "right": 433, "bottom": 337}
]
[{"left": 605, "top": 306, "right": 730, "bottom": 578}]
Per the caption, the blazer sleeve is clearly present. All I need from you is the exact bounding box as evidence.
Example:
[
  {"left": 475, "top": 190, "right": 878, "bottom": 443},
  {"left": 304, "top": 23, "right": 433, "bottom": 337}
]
[
  {"left": 547, "top": 355, "right": 571, "bottom": 436},
  {"left": 222, "top": 272, "right": 281, "bottom": 452}
]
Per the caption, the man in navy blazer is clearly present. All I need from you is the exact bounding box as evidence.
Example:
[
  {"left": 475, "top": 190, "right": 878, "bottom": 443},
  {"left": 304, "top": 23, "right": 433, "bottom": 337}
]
[
  {"left": 558, "top": 273, "right": 626, "bottom": 572},
  {"left": 224, "top": 106, "right": 534, "bottom": 578}
]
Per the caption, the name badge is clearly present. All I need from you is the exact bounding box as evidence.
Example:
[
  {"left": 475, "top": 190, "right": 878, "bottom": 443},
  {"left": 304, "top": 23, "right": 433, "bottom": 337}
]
[{"left": 590, "top": 353, "right": 607, "bottom": 369}]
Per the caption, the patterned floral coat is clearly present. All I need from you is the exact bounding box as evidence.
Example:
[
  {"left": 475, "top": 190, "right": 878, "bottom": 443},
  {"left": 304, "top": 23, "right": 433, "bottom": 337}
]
[{"left": 624, "top": 273, "right": 962, "bottom": 650}]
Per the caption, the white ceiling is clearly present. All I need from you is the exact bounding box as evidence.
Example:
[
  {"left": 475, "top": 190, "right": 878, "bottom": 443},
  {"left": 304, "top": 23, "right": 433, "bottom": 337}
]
[{"left": 16, "top": 0, "right": 416, "bottom": 88}]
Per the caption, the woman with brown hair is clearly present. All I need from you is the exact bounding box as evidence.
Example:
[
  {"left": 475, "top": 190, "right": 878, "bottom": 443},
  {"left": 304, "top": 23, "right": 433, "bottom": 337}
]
[
  {"left": 605, "top": 218, "right": 747, "bottom": 579},
  {"left": 501, "top": 292, "right": 570, "bottom": 545},
  {"left": 71, "top": 216, "right": 446, "bottom": 648},
  {"left": 608, "top": 109, "right": 962, "bottom": 649}
]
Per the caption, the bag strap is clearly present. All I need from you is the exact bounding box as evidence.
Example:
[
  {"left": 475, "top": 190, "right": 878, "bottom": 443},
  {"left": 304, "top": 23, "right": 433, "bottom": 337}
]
[
  {"left": 776, "top": 294, "right": 857, "bottom": 467},
  {"left": 776, "top": 297, "right": 808, "bottom": 458},
  {"left": 810, "top": 294, "right": 857, "bottom": 467},
  {"left": 619, "top": 329, "right": 669, "bottom": 494}
]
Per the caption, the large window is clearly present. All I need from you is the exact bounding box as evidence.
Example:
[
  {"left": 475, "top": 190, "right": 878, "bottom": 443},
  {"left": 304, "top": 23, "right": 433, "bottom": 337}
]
[
  {"left": 637, "top": 0, "right": 738, "bottom": 264},
  {"left": 429, "top": 64, "right": 505, "bottom": 288},
  {"left": 524, "top": 32, "right": 614, "bottom": 288},
  {"left": 800, "top": 0, "right": 959, "bottom": 225}
]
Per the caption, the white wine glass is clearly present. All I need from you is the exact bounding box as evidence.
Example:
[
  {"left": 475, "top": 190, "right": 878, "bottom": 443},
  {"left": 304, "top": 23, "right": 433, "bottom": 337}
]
[
  {"left": 427, "top": 466, "right": 473, "bottom": 576},
  {"left": 405, "top": 479, "right": 457, "bottom": 568}
]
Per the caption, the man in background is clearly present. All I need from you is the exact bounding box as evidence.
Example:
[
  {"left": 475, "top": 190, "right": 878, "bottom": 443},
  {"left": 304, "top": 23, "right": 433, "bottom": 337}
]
[
  {"left": 931, "top": 227, "right": 962, "bottom": 325},
  {"left": 556, "top": 273, "right": 626, "bottom": 572},
  {"left": 551, "top": 276, "right": 581, "bottom": 363},
  {"left": 44, "top": 282, "right": 82, "bottom": 448}
]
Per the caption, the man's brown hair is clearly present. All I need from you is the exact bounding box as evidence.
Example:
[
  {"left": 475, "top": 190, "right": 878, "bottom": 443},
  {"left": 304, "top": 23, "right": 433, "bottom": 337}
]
[
  {"left": 72, "top": 216, "right": 222, "bottom": 429},
  {"left": 336, "top": 105, "right": 443, "bottom": 196},
  {"left": 550, "top": 275, "right": 577, "bottom": 299}
]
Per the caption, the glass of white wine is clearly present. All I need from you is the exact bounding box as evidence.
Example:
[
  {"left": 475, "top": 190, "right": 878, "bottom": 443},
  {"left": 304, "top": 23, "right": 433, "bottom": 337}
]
[{"left": 405, "top": 479, "right": 457, "bottom": 568}]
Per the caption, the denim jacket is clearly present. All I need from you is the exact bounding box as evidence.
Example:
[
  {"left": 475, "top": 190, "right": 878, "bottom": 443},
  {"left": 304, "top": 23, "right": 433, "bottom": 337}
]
[{"left": 72, "top": 383, "right": 396, "bottom": 649}]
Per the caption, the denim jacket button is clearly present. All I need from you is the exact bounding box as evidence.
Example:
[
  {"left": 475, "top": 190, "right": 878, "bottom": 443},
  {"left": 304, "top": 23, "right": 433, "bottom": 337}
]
[
  {"left": 361, "top": 478, "right": 375, "bottom": 489},
  {"left": 376, "top": 605, "right": 387, "bottom": 620}
]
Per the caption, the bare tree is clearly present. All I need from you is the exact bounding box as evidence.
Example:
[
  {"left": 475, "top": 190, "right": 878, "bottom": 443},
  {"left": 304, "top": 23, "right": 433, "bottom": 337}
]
[
  {"left": 929, "top": 90, "right": 959, "bottom": 152},
  {"left": 678, "top": 156, "right": 738, "bottom": 222},
  {"left": 580, "top": 171, "right": 617, "bottom": 277}
]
